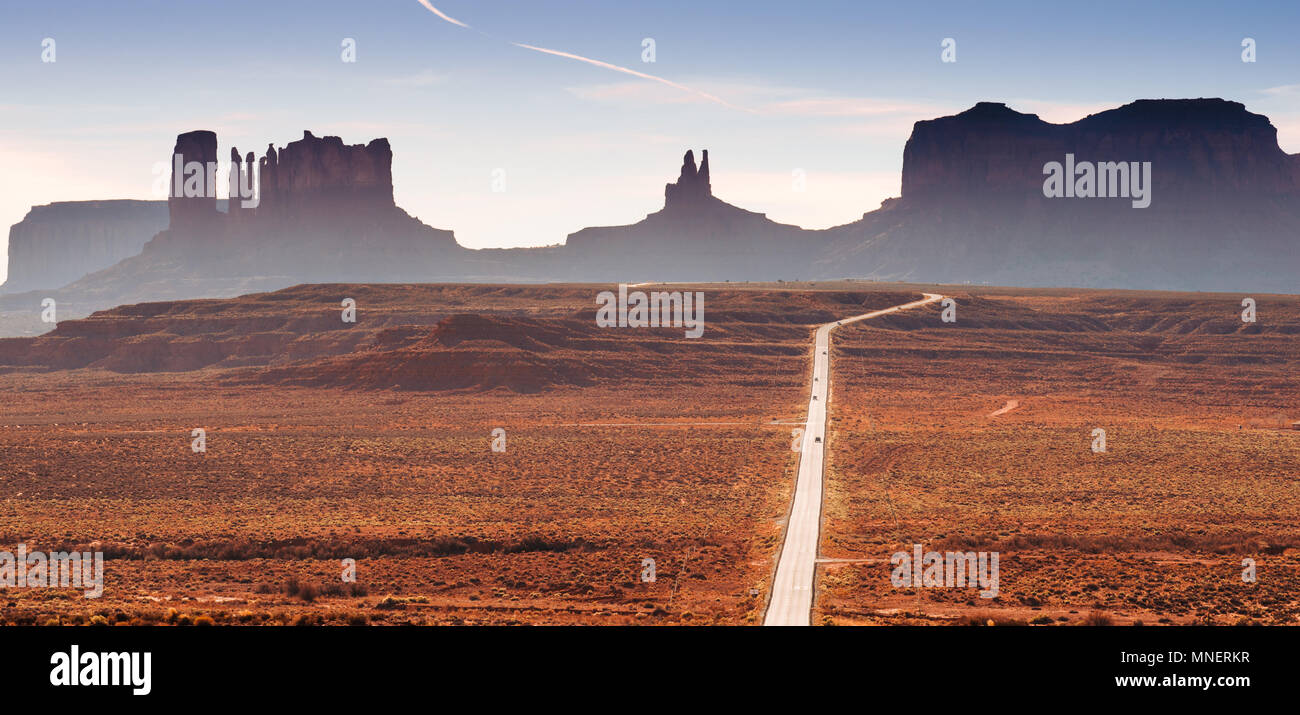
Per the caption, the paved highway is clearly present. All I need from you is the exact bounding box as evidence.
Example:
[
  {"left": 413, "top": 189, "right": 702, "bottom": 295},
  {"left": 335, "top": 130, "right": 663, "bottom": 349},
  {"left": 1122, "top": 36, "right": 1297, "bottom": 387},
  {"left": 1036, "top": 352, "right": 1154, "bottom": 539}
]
[{"left": 763, "top": 293, "right": 944, "bottom": 626}]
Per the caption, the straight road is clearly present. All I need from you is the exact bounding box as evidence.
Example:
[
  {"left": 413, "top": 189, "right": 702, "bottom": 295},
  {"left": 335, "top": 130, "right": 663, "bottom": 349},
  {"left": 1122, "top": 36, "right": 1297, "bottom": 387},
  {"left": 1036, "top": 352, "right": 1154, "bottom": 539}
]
[{"left": 763, "top": 293, "right": 944, "bottom": 626}]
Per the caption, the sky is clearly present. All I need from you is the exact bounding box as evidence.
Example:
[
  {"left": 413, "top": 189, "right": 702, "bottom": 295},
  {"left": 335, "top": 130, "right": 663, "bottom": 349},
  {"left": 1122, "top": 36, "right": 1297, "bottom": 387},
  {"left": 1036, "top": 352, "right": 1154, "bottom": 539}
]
[{"left": 2, "top": 0, "right": 1298, "bottom": 283}]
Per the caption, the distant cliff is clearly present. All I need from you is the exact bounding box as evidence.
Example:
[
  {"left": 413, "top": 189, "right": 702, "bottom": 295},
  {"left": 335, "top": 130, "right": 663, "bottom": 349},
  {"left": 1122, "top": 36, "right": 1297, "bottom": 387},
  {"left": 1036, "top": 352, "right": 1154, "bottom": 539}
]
[
  {"left": 4, "top": 100, "right": 1298, "bottom": 339},
  {"left": 141, "top": 129, "right": 464, "bottom": 280},
  {"left": 2, "top": 200, "right": 168, "bottom": 294},
  {"left": 901, "top": 99, "right": 1299, "bottom": 202},
  {"left": 0, "top": 130, "right": 482, "bottom": 332},
  {"left": 822, "top": 99, "right": 1300, "bottom": 291}
]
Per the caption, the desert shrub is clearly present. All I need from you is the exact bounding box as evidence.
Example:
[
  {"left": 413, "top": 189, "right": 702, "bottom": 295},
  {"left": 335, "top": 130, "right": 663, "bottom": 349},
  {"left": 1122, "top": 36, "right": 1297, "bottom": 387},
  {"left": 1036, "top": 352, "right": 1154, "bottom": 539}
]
[
  {"left": 1082, "top": 611, "right": 1113, "bottom": 626},
  {"left": 933, "top": 531, "right": 1294, "bottom": 556},
  {"left": 39, "top": 535, "right": 599, "bottom": 561},
  {"left": 956, "top": 612, "right": 1027, "bottom": 626},
  {"left": 319, "top": 581, "right": 344, "bottom": 597}
]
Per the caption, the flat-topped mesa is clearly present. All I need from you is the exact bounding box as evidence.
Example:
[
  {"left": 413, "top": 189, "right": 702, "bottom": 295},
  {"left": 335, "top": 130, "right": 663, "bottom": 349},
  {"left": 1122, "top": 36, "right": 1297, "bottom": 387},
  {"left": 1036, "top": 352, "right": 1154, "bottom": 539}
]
[
  {"left": 664, "top": 149, "right": 712, "bottom": 208},
  {"left": 901, "top": 99, "right": 1300, "bottom": 203},
  {"left": 168, "top": 130, "right": 219, "bottom": 229},
  {"left": 258, "top": 130, "right": 395, "bottom": 218},
  {"left": 2, "top": 201, "right": 168, "bottom": 294}
]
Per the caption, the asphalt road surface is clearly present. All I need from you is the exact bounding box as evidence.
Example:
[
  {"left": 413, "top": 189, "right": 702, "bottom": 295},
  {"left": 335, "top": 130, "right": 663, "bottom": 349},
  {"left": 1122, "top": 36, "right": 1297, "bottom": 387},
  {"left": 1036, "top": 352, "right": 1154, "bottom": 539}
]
[{"left": 763, "top": 293, "right": 944, "bottom": 626}]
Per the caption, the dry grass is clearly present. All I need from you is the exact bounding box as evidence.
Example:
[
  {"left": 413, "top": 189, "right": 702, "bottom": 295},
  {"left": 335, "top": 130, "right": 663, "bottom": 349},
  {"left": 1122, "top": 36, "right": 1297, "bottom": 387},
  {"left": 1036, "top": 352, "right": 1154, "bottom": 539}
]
[{"left": 819, "top": 291, "right": 1300, "bottom": 626}]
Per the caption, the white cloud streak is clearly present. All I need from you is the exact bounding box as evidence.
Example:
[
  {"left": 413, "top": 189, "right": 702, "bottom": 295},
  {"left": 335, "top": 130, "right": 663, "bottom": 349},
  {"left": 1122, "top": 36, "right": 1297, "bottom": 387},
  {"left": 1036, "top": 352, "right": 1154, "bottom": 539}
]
[
  {"left": 414, "top": 1, "right": 751, "bottom": 112},
  {"left": 509, "top": 43, "right": 754, "bottom": 113}
]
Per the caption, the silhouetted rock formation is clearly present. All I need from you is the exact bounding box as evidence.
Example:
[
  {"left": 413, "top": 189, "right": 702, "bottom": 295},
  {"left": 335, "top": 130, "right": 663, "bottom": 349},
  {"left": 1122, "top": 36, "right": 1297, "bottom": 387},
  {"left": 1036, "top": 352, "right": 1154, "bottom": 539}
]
[
  {"left": 822, "top": 99, "right": 1300, "bottom": 291},
  {"left": 555, "top": 148, "right": 814, "bottom": 281},
  {"left": 258, "top": 131, "right": 395, "bottom": 219},
  {"left": 5, "top": 99, "right": 1299, "bottom": 339},
  {"left": 168, "top": 130, "right": 219, "bottom": 230},
  {"left": 228, "top": 148, "right": 253, "bottom": 222},
  {"left": 12, "top": 130, "right": 477, "bottom": 328},
  {"left": 664, "top": 149, "right": 711, "bottom": 207},
  {"left": 2, "top": 200, "right": 168, "bottom": 294},
  {"left": 901, "top": 100, "right": 1298, "bottom": 202}
]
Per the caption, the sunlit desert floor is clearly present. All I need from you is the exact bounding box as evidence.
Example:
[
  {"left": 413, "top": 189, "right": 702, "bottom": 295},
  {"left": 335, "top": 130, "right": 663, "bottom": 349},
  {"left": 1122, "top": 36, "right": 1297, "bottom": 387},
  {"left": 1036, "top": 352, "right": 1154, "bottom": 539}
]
[
  {"left": 0, "top": 284, "right": 910, "bottom": 624},
  {"left": 820, "top": 289, "right": 1300, "bottom": 625},
  {"left": 1, "top": 283, "right": 1297, "bottom": 625}
]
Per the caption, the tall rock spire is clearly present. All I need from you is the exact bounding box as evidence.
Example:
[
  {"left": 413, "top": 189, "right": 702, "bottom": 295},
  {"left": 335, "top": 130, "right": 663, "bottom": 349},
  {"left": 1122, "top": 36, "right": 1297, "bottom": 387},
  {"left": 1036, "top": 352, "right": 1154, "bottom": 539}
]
[
  {"left": 167, "top": 130, "right": 219, "bottom": 229},
  {"left": 258, "top": 143, "right": 278, "bottom": 215},
  {"left": 229, "top": 147, "right": 244, "bottom": 218},
  {"left": 664, "top": 149, "right": 713, "bottom": 208}
]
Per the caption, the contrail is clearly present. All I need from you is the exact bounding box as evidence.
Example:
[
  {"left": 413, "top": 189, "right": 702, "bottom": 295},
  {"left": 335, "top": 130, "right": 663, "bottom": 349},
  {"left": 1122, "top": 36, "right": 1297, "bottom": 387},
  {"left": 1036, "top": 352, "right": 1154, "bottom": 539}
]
[
  {"left": 414, "top": 1, "right": 750, "bottom": 112},
  {"left": 510, "top": 42, "right": 754, "bottom": 113},
  {"left": 415, "top": 0, "right": 470, "bottom": 28}
]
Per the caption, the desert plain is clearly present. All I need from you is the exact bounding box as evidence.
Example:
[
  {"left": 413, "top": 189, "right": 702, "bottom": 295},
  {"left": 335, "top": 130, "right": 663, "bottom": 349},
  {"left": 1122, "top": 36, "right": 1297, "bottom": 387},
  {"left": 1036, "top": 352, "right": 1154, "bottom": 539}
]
[{"left": 0, "top": 282, "right": 1296, "bottom": 625}]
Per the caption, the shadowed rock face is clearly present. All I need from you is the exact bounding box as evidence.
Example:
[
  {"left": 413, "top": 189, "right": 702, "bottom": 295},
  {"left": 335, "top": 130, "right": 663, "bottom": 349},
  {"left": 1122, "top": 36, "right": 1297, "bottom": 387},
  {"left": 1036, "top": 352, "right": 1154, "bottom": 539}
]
[
  {"left": 823, "top": 99, "right": 1300, "bottom": 292},
  {"left": 258, "top": 131, "right": 395, "bottom": 219},
  {"left": 168, "top": 130, "right": 219, "bottom": 229},
  {"left": 29, "top": 131, "right": 473, "bottom": 317},
  {"left": 664, "top": 149, "right": 711, "bottom": 208},
  {"left": 901, "top": 100, "right": 1299, "bottom": 202},
  {"left": 3, "top": 99, "right": 1298, "bottom": 336},
  {"left": 556, "top": 148, "right": 814, "bottom": 282}
]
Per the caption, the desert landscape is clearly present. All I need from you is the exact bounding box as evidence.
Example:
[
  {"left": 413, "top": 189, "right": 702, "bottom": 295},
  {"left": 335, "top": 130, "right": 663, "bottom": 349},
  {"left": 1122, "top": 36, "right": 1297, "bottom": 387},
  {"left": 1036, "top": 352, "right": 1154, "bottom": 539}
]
[
  {"left": 2, "top": 282, "right": 1295, "bottom": 625},
  {"left": 0, "top": 283, "right": 906, "bottom": 625},
  {"left": 821, "top": 288, "right": 1300, "bottom": 625}
]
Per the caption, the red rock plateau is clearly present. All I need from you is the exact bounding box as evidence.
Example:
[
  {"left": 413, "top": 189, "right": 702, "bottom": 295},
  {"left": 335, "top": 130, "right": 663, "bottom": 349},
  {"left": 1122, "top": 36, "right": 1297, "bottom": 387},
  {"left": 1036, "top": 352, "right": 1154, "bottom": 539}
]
[{"left": 0, "top": 283, "right": 912, "bottom": 390}]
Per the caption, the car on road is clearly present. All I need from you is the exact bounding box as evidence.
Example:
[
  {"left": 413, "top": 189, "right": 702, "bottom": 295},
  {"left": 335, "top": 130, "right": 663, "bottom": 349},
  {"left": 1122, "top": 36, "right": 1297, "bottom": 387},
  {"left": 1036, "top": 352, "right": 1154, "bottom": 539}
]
[{"left": 814, "top": 436, "right": 822, "bottom": 443}]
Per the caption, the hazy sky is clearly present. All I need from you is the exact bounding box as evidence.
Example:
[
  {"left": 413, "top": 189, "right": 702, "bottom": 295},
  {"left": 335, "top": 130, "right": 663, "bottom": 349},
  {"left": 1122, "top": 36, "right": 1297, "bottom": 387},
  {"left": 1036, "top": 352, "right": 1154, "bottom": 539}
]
[{"left": 2, "top": 0, "right": 1298, "bottom": 282}]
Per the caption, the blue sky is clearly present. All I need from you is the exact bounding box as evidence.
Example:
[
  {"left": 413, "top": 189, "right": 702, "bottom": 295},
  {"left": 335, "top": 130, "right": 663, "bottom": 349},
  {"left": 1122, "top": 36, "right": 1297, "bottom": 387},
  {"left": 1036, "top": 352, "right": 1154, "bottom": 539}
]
[{"left": 2, "top": 0, "right": 1298, "bottom": 282}]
